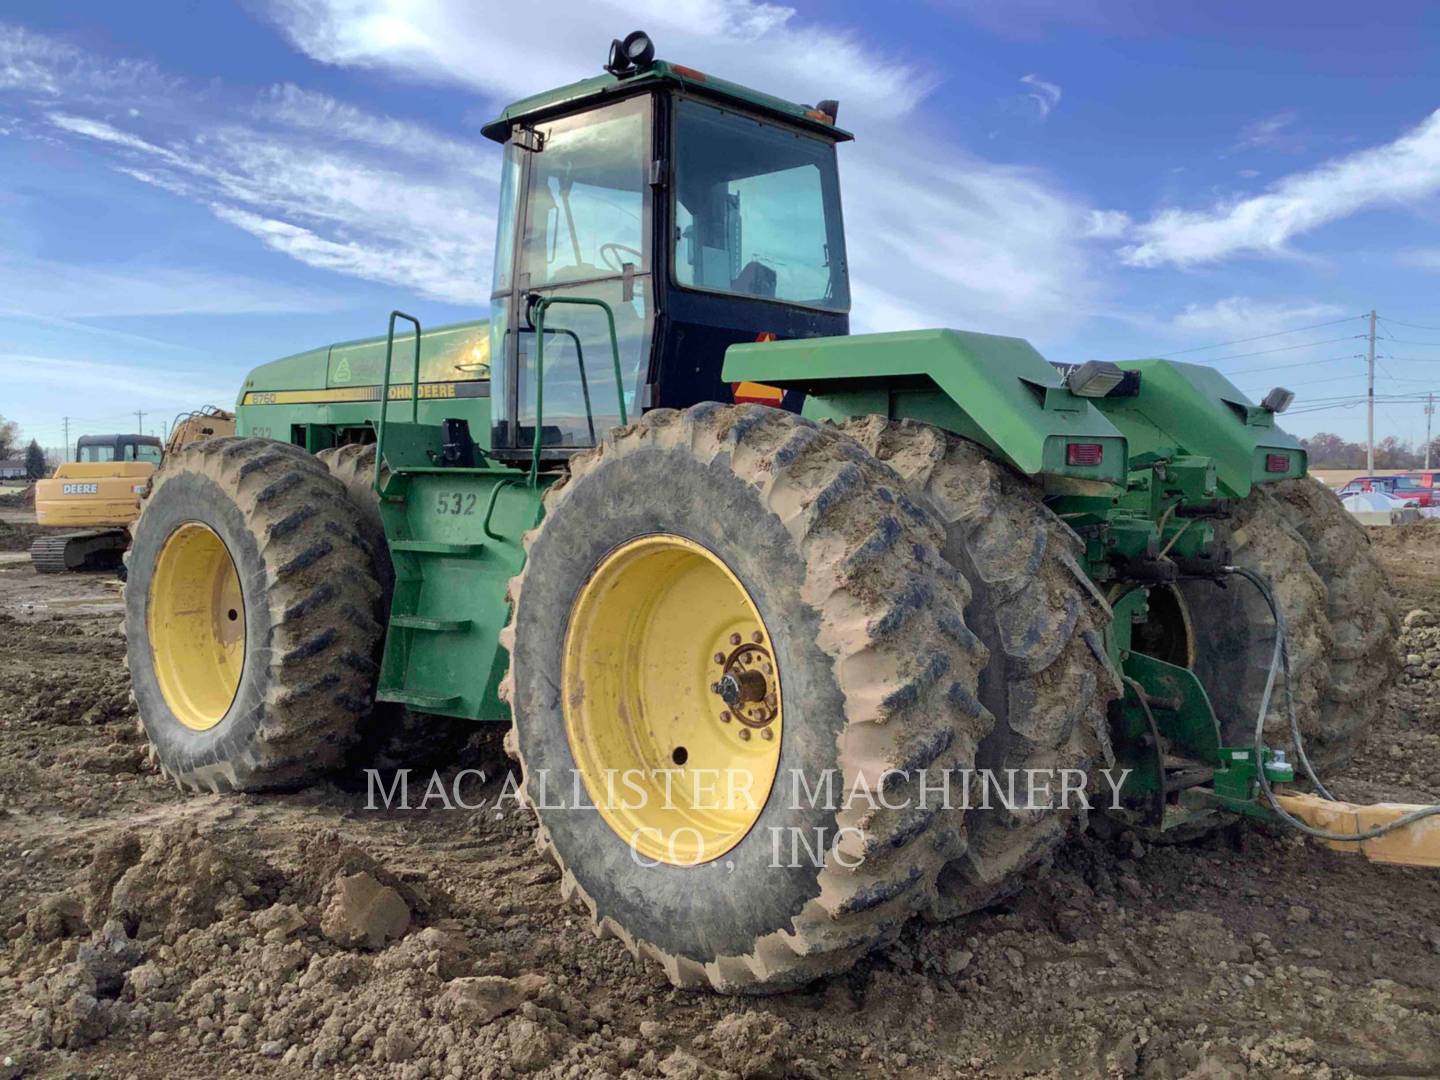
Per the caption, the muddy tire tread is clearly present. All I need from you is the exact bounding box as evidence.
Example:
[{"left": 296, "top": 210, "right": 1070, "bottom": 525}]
[{"left": 501, "top": 405, "right": 993, "bottom": 992}]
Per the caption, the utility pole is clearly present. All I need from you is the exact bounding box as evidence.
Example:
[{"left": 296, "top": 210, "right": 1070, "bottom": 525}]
[
  {"left": 135, "top": 410, "right": 145, "bottom": 434},
  {"left": 1427, "top": 393, "right": 1435, "bottom": 470},
  {"left": 1366, "top": 309, "right": 1377, "bottom": 472},
  {"left": 62, "top": 417, "right": 70, "bottom": 463}
]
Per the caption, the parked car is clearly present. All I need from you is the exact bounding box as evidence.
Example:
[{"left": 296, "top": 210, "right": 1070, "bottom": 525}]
[
  {"left": 1402, "top": 470, "right": 1440, "bottom": 506},
  {"left": 1336, "top": 475, "right": 1426, "bottom": 506}
]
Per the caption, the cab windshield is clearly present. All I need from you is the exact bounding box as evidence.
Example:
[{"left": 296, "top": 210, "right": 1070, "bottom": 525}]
[{"left": 672, "top": 98, "right": 848, "bottom": 311}]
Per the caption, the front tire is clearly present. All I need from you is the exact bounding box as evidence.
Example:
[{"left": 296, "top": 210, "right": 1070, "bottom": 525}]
[
  {"left": 125, "top": 437, "right": 383, "bottom": 792},
  {"left": 502, "top": 405, "right": 992, "bottom": 992}
]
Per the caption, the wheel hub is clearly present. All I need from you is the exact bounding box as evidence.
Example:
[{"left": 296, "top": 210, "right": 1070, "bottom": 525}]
[
  {"left": 562, "top": 534, "right": 783, "bottom": 865},
  {"left": 147, "top": 522, "right": 245, "bottom": 732}
]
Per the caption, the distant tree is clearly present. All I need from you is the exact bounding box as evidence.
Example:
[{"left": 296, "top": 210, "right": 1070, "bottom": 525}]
[
  {"left": 0, "top": 415, "right": 16, "bottom": 461},
  {"left": 24, "top": 439, "right": 46, "bottom": 480},
  {"left": 1373, "top": 435, "right": 1421, "bottom": 470},
  {"left": 1301, "top": 432, "right": 1365, "bottom": 468}
]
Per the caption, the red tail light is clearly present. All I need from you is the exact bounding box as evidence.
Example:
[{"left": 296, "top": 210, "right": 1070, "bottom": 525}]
[
  {"left": 1265, "top": 454, "right": 1289, "bottom": 473},
  {"left": 1066, "top": 442, "right": 1104, "bottom": 467}
]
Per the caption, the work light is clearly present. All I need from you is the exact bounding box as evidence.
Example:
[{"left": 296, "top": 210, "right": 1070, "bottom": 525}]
[
  {"left": 1261, "top": 386, "right": 1295, "bottom": 414},
  {"left": 1066, "top": 360, "right": 1125, "bottom": 398}
]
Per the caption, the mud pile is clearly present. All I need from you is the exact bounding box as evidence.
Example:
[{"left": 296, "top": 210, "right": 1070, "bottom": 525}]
[{"left": 6, "top": 824, "right": 803, "bottom": 1078}]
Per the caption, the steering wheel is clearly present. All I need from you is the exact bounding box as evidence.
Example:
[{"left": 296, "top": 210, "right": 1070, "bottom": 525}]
[{"left": 599, "top": 242, "right": 643, "bottom": 272}]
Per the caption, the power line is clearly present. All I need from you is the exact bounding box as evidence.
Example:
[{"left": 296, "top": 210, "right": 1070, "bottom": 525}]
[
  {"left": 1204, "top": 334, "right": 1366, "bottom": 364},
  {"left": 1223, "top": 352, "right": 1362, "bottom": 378},
  {"left": 1379, "top": 316, "right": 1440, "bottom": 332},
  {"left": 1159, "top": 315, "right": 1365, "bottom": 357}
]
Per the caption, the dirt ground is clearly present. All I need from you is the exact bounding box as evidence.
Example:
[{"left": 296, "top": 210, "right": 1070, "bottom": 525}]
[{"left": 1, "top": 519, "right": 1438, "bottom": 1079}]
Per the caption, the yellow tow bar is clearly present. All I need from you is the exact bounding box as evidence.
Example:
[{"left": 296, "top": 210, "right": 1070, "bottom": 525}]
[{"left": 1276, "top": 793, "right": 1440, "bottom": 868}]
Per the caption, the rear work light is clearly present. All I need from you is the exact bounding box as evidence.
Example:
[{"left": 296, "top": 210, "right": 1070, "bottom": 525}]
[
  {"left": 1265, "top": 453, "right": 1290, "bottom": 473},
  {"left": 1066, "top": 442, "right": 1104, "bottom": 466}
]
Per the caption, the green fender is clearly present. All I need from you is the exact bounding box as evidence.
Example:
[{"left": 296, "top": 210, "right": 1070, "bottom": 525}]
[{"left": 723, "top": 329, "right": 1128, "bottom": 484}]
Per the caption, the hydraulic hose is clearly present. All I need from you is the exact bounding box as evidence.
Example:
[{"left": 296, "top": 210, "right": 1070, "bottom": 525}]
[{"left": 1224, "top": 564, "right": 1440, "bottom": 843}]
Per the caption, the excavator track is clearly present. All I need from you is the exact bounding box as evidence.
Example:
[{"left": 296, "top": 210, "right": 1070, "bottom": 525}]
[{"left": 30, "top": 529, "right": 129, "bottom": 574}]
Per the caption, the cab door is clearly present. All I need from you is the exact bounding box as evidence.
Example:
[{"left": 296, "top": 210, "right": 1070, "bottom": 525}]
[{"left": 488, "top": 95, "right": 656, "bottom": 459}]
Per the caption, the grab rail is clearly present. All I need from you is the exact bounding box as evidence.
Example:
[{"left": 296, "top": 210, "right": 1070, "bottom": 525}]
[
  {"left": 527, "top": 295, "right": 627, "bottom": 485},
  {"left": 375, "top": 310, "right": 422, "bottom": 494}
]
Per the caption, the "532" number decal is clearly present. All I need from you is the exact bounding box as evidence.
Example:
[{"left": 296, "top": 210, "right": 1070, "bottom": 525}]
[{"left": 435, "top": 492, "right": 477, "bottom": 515}]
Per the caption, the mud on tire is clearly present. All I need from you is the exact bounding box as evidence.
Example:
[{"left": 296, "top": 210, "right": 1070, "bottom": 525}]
[
  {"left": 316, "top": 443, "right": 393, "bottom": 608},
  {"left": 501, "top": 405, "right": 992, "bottom": 992},
  {"left": 1178, "top": 488, "right": 1333, "bottom": 752},
  {"left": 125, "top": 437, "right": 383, "bottom": 792},
  {"left": 1263, "top": 478, "right": 1399, "bottom": 768},
  {"left": 844, "top": 417, "right": 1118, "bottom": 914}
]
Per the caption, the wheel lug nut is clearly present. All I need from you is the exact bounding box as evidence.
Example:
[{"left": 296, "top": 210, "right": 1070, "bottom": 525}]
[
  {"left": 751, "top": 631, "right": 763, "bottom": 643},
  {"left": 765, "top": 693, "right": 776, "bottom": 707},
  {"left": 763, "top": 663, "right": 772, "bottom": 675},
  {"left": 719, "top": 711, "right": 731, "bottom": 723},
  {"left": 738, "top": 728, "right": 751, "bottom": 741},
  {"left": 760, "top": 728, "right": 774, "bottom": 741},
  {"left": 710, "top": 682, "right": 721, "bottom": 694},
  {"left": 729, "top": 633, "right": 741, "bottom": 646},
  {"left": 713, "top": 652, "right": 725, "bottom": 664}
]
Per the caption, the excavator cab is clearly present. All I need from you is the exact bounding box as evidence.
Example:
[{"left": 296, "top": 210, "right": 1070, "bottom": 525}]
[
  {"left": 75, "top": 433, "right": 163, "bottom": 464},
  {"left": 479, "top": 37, "right": 852, "bottom": 461}
]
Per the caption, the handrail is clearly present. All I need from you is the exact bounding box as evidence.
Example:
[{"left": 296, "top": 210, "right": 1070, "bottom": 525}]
[
  {"left": 375, "top": 310, "right": 422, "bottom": 494},
  {"left": 517, "top": 325, "right": 595, "bottom": 445},
  {"left": 527, "top": 295, "right": 627, "bottom": 485}
]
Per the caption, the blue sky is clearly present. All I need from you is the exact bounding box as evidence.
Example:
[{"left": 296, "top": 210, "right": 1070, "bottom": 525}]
[{"left": 5, "top": 0, "right": 1440, "bottom": 453}]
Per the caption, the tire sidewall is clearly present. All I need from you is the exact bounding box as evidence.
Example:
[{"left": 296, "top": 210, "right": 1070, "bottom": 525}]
[
  {"left": 512, "top": 444, "right": 846, "bottom": 965},
  {"left": 126, "top": 469, "right": 274, "bottom": 778}
]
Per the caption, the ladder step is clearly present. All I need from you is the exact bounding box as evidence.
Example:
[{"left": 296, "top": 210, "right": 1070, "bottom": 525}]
[
  {"left": 390, "top": 614, "right": 472, "bottom": 632},
  {"left": 389, "top": 539, "right": 486, "bottom": 555},
  {"left": 376, "top": 689, "right": 462, "bottom": 710}
]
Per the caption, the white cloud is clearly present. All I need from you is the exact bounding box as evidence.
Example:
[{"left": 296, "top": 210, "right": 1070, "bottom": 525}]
[
  {"left": 1397, "top": 248, "right": 1440, "bottom": 270},
  {"left": 1167, "top": 297, "right": 1349, "bottom": 341},
  {"left": 3, "top": 22, "right": 498, "bottom": 307},
  {"left": 844, "top": 151, "right": 1097, "bottom": 333},
  {"left": 0, "top": 352, "right": 237, "bottom": 407},
  {"left": 1123, "top": 110, "right": 1440, "bottom": 267},
  {"left": 1082, "top": 209, "right": 1131, "bottom": 239},
  {"left": 263, "top": 0, "right": 1105, "bottom": 335},
  {"left": 267, "top": 0, "right": 936, "bottom": 123},
  {"left": 1019, "top": 73, "right": 1061, "bottom": 119},
  {"left": 0, "top": 254, "right": 342, "bottom": 319},
  {"left": 5, "top": 11, "right": 1109, "bottom": 335},
  {"left": 0, "top": 22, "right": 174, "bottom": 101},
  {"left": 48, "top": 112, "right": 180, "bottom": 161},
  {"left": 1227, "top": 109, "right": 1299, "bottom": 155}
]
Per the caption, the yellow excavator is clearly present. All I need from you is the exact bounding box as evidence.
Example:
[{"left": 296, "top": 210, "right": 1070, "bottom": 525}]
[{"left": 32, "top": 408, "right": 234, "bottom": 574}]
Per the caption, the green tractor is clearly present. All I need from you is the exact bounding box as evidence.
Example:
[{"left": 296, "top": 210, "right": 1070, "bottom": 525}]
[{"left": 125, "top": 32, "right": 1395, "bottom": 991}]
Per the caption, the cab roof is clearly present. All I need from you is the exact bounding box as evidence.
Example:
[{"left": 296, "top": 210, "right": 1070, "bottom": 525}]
[
  {"left": 480, "top": 60, "right": 853, "bottom": 144},
  {"left": 76, "top": 433, "right": 162, "bottom": 447}
]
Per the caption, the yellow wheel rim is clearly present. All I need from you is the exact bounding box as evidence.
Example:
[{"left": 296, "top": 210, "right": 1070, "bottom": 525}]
[
  {"left": 563, "top": 534, "right": 783, "bottom": 866},
  {"left": 147, "top": 523, "right": 246, "bottom": 731}
]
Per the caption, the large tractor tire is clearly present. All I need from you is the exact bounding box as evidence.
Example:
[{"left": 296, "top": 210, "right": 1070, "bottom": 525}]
[
  {"left": 501, "top": 405, "right": 991, "bottom": 992},
  {"left": 844, "top": 418, "right": 1117, "bottom": 914},
  {"left": 316, "top": 443, "right": 393, "bottom": 608},
  {"left": 315, "top": 443, "right": 476, "bottom": 771},
  {"left": 1177, "top": 489, "right": 1334, "bottom": 754},
  {"left": 1265, "top": 478, "right": 1399, "bottom": 769},
  {"left": 125, "top": 437, "right": 383, "bottom": 792}
]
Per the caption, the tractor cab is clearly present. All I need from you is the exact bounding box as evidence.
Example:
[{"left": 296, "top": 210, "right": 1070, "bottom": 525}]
[{"left": 479, "top": 33, "right": 852, "bottom": 461}]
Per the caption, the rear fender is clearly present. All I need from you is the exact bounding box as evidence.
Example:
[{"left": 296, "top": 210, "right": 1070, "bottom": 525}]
[{"left": 723, "top": 329, "right": 1128, "bottom": 484}]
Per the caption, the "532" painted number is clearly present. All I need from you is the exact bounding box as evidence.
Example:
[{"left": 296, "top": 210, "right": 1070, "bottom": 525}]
[{"left": 435, "top": 492, "right": 477, "bottom": 515}]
